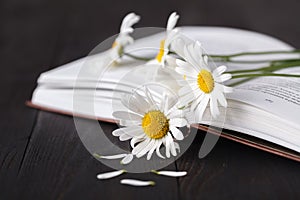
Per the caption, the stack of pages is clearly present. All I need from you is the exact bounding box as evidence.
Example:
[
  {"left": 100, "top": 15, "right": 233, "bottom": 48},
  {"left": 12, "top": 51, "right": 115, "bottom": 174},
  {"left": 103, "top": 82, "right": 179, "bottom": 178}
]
[{"left": 29, "top": 27, "right": 300, "bottom": 161}]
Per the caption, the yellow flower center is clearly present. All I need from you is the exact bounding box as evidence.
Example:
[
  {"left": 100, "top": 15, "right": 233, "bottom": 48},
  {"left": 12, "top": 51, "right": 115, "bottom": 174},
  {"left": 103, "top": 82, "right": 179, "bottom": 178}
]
[
  {"left": 142, "top": 110, "right": 169, "bottom": 139},
  {"left": 155, "top": 40, "right": 165, "bottom": 63},
  {"left": 197, "top": 69, "right": 215, "bottom": 93}
]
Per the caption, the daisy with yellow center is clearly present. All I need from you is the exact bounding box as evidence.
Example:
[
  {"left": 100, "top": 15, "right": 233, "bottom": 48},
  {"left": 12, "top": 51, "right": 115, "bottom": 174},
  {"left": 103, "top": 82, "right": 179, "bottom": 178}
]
[
  {"left": 112, "top": 87, "right": 187, "bottom": 161},
  {"left": 175, "top": 41, "right": 233, "bottom": 121},
  {"left": 110, "top": 12, "right": 140, "bottom": 62},
  {"left": 147, "top": 12, "right": 179, "bottom": 67}
]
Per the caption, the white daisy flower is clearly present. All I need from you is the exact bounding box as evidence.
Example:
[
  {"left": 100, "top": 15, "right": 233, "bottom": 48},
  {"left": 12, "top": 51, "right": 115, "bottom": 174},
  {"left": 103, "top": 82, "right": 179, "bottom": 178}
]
[
  {"left": 110, "top": 12, "right": 140, "bottom": 62},
  {"left": 112, "top": 87, "right": 187, "bottom": 162},
  {"left": 175, "top": 41, "right": 233, "bottom": 121},
  {"left": 150, "top": 12, "right": 180, "bottom": 67}
]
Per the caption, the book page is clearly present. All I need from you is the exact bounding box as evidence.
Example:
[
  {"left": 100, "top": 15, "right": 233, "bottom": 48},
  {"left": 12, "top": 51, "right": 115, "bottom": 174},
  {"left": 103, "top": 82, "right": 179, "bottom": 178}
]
[{"left": 228, "top": 68, "right": 300, "bottom": 127}]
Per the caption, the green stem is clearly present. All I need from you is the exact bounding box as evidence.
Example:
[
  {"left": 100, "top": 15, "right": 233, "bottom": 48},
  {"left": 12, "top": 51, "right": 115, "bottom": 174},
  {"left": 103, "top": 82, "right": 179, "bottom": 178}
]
[
  {"left": 210, "top": 49, "right": 300, "bottom": 59},
  {"left": 228, "top": 77, "right": 255, "bottom": 87},
  {"left": 227, "top": 61, "right": 300, "bottom": 74},
  {"left": 213, "top": 58, "right": 300, "bottom": 64},
  {"left": 232, "top": 73, "right": 300, "bottom": 79},
  {"left": 229, "top": 61, "right": 300, "bottom": 86},
  {"left": 123, "top": 52, "right": 153, "bottom": 61}
]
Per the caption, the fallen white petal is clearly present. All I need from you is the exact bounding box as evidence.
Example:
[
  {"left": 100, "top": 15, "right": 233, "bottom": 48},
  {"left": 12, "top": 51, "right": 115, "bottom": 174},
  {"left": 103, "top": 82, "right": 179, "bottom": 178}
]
[
  {"left": 95, "top": 153, "right": 127, "bottom": 159},
  {"left": 120, "top": 179, "right": 155, "bottom": 186},
  {"left": 97, "top": 170, "right": 126, "bottom": 180},
  {"left": 152, "top": 170, "right": 187, "bottom": 177}
]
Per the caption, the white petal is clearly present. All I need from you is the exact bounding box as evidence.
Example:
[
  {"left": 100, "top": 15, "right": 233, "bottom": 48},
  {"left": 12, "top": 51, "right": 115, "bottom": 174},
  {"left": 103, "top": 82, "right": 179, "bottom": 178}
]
[
  {"left": 213, "top": 65, "right": 227, "bottom": 76},
  {"left": 195, "top": 95, "right": 209, "bottom": 122},
  {"left": 112, "top": 126, "right": 142, "bottom": 137},
  {"left": 215, "top": 83, "right": 233, "bottom": 93},
  {"left": 116, "top": 35, "right": 134, "bottom": 46},
  {"left": 190, "top": 93, "right": 205, "bottom": 111},
  {"left": 178, "top": 92, "right": 195, "bottom": 107},
  {"left": 121, "top": 154, "right": 134, "bottom": 165},
  {"left": 119, "top": 119, "right": 140, "bottom": 126},
  {"left": 130, "top": 136, "right": 145, "bottom": 148},
  {"left": 119, "top": 134, "right": 132, "bottom": 141},
  {"left": 169, "top": 138, "right": 177, "bottom": 156},
  {"left": 194, "top": 42, "right": 205, "bottom": 65},
  {"left": 94, "top": 153, "right": 127, "bottom": 159},
  {"left": 175, "top": 65, "right": 198, "bottom": 78},
  {"left": 112, "top": 129, "right": 125, "bottom": 137},
  {"left": 97, "top": 170, "right": 126, "bottom": 180},
  {"left": 120, "top": 179, "right": 155, "bottom": 186},
  {"left": 185, "top": 111, "right": 196, "bottom": 124},
  {"left": 165, "top": 29, "right": 179, "bottom": 48},
  {"left": 121, "top": 94, "right": 144, "bottom": 115},
  {"left": 183, "top": 44, "right": 199, "bottom": 69},
  {"left": 169, "top": 118, "right": 187, "bottom": 127},
  {"left": 174, "top": 142, "right": 180, "bottom": 153},
  {"left": 166, "top": 12, "right": 179, "bottom": 31},
  {"left": 122, "top": 91, "right": 149, "bottom": 114},
  {"left": 165, "top": 54, "right": 177, "bottom": 66},
  {"left": 177, "top": 78, "right": 196, "bottom": 86},
  {"left": 120, "top": 13, "right": 140, "bottom": 34},
  {"left": 133, "top": 92, "right": 151, "bottom": 112},
  {"left": 165, "top": 135, "right": 171, "bottom": 158},
  {"left": 216, "top": 91, "right": 227, "bottom": 107},
  {"left": 203, "top": 55, "right": 208, "bottom": 65},
  {"left": 167, "top": 109, "right": 184, "bottom": 118},
  {"left": 170, "top": 126, "right": 184, "bottom": 140},
  {"left": 136, "top": 139, "right": 155, "bottom": 158},
  {"left": 210, "top": 93, "right": 220, "bottom": 119},
  {"left": 163, "top": 94, "right": 173, "bottom": 115},
  {"left": 160, "top": 92, "right": 168, "bottom": 111},
  {"left": 178, "top": 84, "right": 195, "bottom": 97},
  {"left": 145, "top": 87, "right": 158, "bottom": 109},
  {"left": 155, "top": 140, "right": 165, "bottom": 159},
  {"left": 147, "top": 141, "right": 157, "bottom": 160},
  {"left": 132, "top": 138, "right": 150, "bottom": 155},
  {"left": 175, "top": 59, "right": 191, "bottom": 69},
  {"left": 113, "top": 111, "right": 142, "bottom": 121},
  {"left": 126, "top": 129, "right": 144, "bottom": 137},
  {"left": 152, "top": 170, "right": 187, "bottom": 177},
  {"left": 171, "top": 34, "right": 193, "bottom": 58},
  {"left": 215, "top": 73, "right": 232, "bottom": 83}
]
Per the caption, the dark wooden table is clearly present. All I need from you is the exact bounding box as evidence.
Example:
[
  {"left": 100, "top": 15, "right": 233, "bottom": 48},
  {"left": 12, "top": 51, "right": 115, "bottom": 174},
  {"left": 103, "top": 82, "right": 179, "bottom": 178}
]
[{"left": 1, "top": 0, "right": 300, "bottom": 199}]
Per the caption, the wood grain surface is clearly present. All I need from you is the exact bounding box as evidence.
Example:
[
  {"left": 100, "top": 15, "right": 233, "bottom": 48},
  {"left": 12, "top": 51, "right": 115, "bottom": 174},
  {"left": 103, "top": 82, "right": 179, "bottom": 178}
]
[{"left": 1, "top": 0, "right": 300, "bottom": 199}]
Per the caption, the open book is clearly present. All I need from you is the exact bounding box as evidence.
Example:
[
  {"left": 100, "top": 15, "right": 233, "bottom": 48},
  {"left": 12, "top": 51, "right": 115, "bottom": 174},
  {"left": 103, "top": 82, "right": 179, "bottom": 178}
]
[{"left": 28, "top": 27, "right": 300, "bottom": 161}]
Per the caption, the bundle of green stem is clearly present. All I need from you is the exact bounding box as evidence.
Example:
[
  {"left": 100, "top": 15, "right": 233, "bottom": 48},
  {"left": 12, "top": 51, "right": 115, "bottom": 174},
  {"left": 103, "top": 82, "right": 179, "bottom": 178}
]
[{"left": 123, "top": 49, "right": 300, "bottom": 87}]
